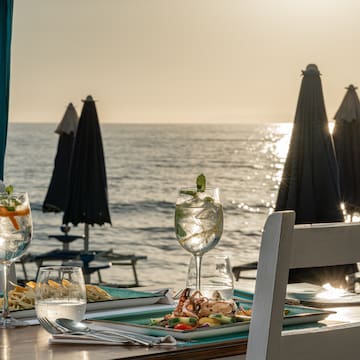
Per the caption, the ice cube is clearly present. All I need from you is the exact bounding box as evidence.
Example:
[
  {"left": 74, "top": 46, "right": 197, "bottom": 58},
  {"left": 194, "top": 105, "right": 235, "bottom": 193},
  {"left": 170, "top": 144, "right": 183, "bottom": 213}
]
[{"left": 195, "top": 202, "right": 219, "bottom": 221}]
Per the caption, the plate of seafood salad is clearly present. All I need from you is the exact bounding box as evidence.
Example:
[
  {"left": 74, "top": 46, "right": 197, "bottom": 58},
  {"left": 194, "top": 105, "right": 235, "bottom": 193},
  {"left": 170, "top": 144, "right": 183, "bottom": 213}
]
[
  {"left": 95, "top": 288, "right": 335, "bottom": 340},
  {"left": 151, "top": 288, "right": 244, "bottom": 331}
]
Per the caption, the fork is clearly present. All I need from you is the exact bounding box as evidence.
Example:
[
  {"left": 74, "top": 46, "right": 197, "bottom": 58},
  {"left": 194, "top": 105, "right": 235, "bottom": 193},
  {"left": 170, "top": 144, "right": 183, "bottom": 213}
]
[
  {"left": 76, "top": 322, "right": 162, "bottom": 346},
  {"left": 38, "top": 317, "right": 123, "bottom": 342},
  {"left": 38, "top": 317, "right": 150, "bottom": 345},
  {"left": 38, "top": 317, "right": 63, "bottom": 335}
]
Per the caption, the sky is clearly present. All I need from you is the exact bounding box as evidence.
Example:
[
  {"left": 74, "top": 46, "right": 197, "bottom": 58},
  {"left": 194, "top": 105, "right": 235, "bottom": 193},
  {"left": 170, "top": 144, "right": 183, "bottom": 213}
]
[{"left": 8, "top": 0, "right": 360, "bottom": 124}]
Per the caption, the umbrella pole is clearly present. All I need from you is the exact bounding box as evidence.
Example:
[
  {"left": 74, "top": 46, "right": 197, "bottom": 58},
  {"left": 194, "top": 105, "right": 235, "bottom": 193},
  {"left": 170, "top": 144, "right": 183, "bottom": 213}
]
[
  {"left": 83, "top": 224, "right": 90, "bottom": 283},
  {"left": 84, "top": 223, "right": 89, "bottom": 252}
]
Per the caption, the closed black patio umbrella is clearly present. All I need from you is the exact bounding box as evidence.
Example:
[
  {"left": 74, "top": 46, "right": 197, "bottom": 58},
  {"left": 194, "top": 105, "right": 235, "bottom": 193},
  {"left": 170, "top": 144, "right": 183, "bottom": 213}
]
[
  {"left": 333, "top": 85, "right": 360, "bottom": 217},
  {"left": 43, "top": 103, "right": 78, "bottom": 213},
  {"left": 63, "top": 95, "right": 111, "bottom": 252},
  {"left": 275, "top": 64, "right": 357, "bottom": 287}
]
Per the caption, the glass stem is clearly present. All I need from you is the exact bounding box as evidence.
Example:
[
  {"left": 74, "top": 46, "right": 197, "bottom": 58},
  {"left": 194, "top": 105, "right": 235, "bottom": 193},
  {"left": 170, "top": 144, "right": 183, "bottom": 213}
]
[
  {"left": 194, "top": 255, "right": 203, "bottom": 292},
  {"left": 2, "top": 263, "right": 10, "bottom": 320}
]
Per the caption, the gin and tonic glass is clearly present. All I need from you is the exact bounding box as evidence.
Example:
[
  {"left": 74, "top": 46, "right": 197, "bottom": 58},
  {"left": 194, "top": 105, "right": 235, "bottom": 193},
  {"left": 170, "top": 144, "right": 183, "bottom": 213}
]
[
  {"left": 0, "top": 192, "right": 33, "bottom": 328},
  {"left": 175, "top": 187, "right": 223, "bottom": 292}
]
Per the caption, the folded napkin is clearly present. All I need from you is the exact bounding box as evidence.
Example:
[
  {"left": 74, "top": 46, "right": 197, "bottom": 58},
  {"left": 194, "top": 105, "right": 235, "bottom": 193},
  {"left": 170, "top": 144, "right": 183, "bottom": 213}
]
[
  {"left": 154, "top": 288, "right": 175, "bottom": 305},
  {"left": 48, "top": 321, "right": 177, "bottom": 346},
  {"left": 49, "top": 333, "right": 176, "bottom": 346},
  {"left": 49, "top": 333, "right": 128, "bottom": 345}
]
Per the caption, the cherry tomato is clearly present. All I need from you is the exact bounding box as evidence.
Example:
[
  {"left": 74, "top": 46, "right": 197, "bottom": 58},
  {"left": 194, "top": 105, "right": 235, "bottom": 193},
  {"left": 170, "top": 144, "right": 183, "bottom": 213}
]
[{"left": 174, "top": 323, "right": 194, "bottom": 330}]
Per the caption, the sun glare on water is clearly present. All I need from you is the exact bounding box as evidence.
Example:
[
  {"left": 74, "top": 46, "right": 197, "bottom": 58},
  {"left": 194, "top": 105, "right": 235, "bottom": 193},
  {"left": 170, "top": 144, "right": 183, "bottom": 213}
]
[
  {"left": 268, "top": 123, "right": 292, "bottom": 185},
  {"left": 274, "top": 126, "right": 292, "bottom": 160}
]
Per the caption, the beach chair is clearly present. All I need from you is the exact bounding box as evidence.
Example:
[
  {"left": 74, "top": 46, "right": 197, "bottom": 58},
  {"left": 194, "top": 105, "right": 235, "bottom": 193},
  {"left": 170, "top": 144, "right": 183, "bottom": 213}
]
[
  {"left": 246, "top": 210, "right": 360, "bottom": 360},
  {"left": 95, "top": 251, "right": 148, "bottom": 287},
  {"left": 232, "top": 261, "right": 257, "bottom": 280}
]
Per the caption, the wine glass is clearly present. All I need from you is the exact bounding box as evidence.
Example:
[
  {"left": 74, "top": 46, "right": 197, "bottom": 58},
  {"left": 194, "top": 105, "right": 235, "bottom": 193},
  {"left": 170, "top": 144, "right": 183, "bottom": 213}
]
[
  {"left": 35, "top": 265, "right": 86, "bottom": 327},
  {"left": 186, "top": 254, "right": 234, "bottom": 299},
  {"left": 0, "top": 192, "right": 33, "bottom": 328},
  {"left": 175, "top": 187, "right": 223, "bottom": 292}
]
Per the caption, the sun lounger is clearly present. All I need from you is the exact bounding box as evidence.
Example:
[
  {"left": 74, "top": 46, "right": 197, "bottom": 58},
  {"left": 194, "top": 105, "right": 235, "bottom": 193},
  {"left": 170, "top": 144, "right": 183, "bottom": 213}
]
[
  {"left": 95, "top": 252, "right": 147, "bottom": 287},
  {"left": 232, "top": 261, "right": 258, "bottom": 280},
  {"left": 17, "top": 249, "right": 147, "bottom": 287}
]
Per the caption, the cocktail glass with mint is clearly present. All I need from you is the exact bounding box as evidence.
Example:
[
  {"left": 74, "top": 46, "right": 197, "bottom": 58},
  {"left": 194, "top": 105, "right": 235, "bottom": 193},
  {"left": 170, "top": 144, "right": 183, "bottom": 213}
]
[
  {"left": 0, "top": 189, "right": 33, "bottom": 328},
  {"left": 175, "top": 175, "right": 223, "bottom": 292}
]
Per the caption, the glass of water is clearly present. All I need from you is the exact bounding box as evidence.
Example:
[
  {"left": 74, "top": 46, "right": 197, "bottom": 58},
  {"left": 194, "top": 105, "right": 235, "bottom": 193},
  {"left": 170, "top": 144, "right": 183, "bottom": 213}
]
[
  {"left": 35, "top": 266, "right": 86, "bottom": 326},
  {"left": 186, "top": 254, "right": 234, "bottom": 300}
]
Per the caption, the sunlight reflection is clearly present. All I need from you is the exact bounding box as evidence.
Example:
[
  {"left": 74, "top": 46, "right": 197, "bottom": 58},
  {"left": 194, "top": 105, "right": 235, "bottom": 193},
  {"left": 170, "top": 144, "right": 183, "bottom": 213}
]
[
  {"left": 263, "top": 123, "right": 292, "bottom": 187},
  {"left": 351, "top": 214, "right": 360, "bottom": 222},
  {"left": 273, "top": 123, "right": 292, "bottom": 160},
  {"left": 341, "top": 203, "right": 360, "bottom": 223},
  {"left": 237, "top": 203, "right": 261, "bottom": 213},
  {"left": 2, "top": 330, "right": 9, "bottom": 360},
  {"left": 316, "top": 283, "right": 347, "bottom": 299}
]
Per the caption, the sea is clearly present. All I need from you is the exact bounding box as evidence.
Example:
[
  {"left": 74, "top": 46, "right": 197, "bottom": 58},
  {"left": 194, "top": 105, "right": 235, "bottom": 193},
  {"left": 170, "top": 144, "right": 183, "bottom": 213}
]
[{"left": 5, "top": 122, "right": 292, "bottom": 289}]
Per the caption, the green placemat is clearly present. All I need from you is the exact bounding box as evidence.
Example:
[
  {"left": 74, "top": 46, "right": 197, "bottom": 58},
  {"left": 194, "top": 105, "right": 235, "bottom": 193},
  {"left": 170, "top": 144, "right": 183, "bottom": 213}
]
[{"left": 234, "top": 288, "right": 254, "bottom": 301}]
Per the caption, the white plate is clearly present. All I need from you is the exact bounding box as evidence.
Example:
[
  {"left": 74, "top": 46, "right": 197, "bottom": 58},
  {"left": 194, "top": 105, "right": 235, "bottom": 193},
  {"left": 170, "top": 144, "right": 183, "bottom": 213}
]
[
  {"left": 287, "top": 283, "right": 324, "bottom": 301},
  {"left": 287, "top": 283, "right": 360, "bottom": 307}
]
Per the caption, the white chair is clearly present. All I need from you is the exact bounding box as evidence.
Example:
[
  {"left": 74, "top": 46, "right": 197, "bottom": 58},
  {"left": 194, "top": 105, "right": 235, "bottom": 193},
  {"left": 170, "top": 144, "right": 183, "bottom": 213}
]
[{"left": 246, "top": 210, "right": 360, "bottom": 360}]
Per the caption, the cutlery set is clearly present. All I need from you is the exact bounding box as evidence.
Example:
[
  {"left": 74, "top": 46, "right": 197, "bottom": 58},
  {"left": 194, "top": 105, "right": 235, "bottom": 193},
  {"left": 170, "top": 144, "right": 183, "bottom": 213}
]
[{"left": 38, "top": 317, "right": 163, "bottom": 346}]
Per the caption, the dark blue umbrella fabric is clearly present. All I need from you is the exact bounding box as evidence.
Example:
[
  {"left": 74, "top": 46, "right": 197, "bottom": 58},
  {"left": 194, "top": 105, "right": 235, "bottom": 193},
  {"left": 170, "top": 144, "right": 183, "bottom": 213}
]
[
  {"left": 276, "top": 64, "right": 343, "bottom": 224},
  {"left": 43, "top": 103, "right": 78, "bottom": 212},
  {"left": 0, "top": 0, "right": 13, "bottom": 180},
  {"left": 333, "top": 85, "right": 360, "bottom": 216},
  {"left": 63, "top": 95, "right": 111, "bottom": 251},
  {"left": 275, "top": 64, "right": 357, "bottom": 287}
]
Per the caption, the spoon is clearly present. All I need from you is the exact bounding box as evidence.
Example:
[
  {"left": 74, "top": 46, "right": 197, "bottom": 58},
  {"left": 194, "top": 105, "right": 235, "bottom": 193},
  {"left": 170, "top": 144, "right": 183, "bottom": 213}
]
[{"left": 56, "top": 318, "right": 154, "bottom": 346}]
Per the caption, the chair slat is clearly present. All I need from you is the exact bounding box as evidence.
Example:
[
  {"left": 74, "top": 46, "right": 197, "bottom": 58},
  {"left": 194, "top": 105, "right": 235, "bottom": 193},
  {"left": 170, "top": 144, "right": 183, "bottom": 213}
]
[{"left": 290, "top": 222, "right": 360, "bottom": 268}]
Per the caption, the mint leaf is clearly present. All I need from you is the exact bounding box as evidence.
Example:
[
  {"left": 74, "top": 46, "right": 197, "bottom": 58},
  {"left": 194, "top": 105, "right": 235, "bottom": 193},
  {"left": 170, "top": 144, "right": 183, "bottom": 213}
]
[
  {"left": 176, "top": 223, "right": 187, "bottom": 237},
  {"left": 5, "top": 185, "right": 13, "bottom": 195},
  {"left": 196, "top": 174, "right": 206, "bottom": 192},
  {"left": 180, "top": 189, "right": 197, "bottom": 196}
]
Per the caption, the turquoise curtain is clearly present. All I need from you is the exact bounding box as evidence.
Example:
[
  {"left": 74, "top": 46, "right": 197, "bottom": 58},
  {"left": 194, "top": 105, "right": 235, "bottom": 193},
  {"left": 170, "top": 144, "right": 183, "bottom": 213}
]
[{"left": 0, "top": 0, "right": 13, "bottom": 180}]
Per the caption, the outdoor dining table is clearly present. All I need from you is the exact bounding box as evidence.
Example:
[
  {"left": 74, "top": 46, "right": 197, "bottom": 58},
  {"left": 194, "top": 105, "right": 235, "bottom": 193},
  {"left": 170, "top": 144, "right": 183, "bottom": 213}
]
[
  {"left": 0, "top": 324, "right": 247, "bottom": 360},
  {"left": 2, "top": 282, "right": 360, "bottom": 360}
]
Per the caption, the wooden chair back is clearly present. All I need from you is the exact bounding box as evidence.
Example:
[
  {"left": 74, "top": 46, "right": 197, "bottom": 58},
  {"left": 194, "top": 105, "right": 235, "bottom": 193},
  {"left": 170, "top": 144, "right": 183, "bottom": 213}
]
[{"left": 246, "top": 210, "right": 360, "bottom": 360}]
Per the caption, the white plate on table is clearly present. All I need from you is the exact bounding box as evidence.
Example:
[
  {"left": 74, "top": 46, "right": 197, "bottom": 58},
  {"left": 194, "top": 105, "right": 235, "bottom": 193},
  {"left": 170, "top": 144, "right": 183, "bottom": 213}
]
[{"left": 287, "top": 283, "right": 360, "bottom": 307}]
